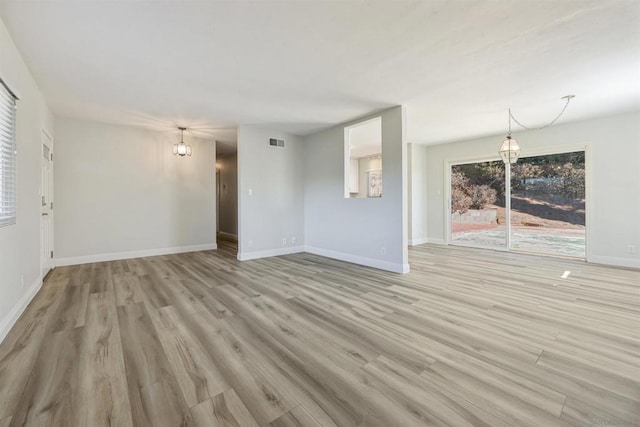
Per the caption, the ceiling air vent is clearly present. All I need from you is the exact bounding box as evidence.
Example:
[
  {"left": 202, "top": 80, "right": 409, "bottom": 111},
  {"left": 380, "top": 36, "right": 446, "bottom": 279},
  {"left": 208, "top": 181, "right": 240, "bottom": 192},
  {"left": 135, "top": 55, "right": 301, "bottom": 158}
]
[{"left": 269, "top": 138, "right": 285, "bottom": 148}]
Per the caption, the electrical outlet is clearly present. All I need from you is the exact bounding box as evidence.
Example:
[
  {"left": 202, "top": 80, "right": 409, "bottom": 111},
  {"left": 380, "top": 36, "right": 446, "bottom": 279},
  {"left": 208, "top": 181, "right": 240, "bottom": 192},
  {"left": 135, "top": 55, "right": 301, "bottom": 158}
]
[
  {"left": 248, "top": 189, "right": 253, "bottom": 196},
  {"left": 291, "top": 236, "right": 296, "bottom": 245},
  {"left": 282, "top": 238, "right": 287, "bottom": 246},
  {"left": 628, "top": 245, "right": 636, "bottom": 254},
  {"left": 248, "top": 240, "right": 253, "bottom": 248},
  {"left": 381, "top": 247, "right": 386, "bottom": 256}
]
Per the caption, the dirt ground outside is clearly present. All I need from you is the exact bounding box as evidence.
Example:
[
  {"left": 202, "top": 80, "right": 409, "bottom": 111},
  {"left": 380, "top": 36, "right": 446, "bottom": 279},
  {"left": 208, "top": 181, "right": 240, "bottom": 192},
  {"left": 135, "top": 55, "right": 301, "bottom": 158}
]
[{"left": 451, "top": 197, "right": 586, "bottom": 257}]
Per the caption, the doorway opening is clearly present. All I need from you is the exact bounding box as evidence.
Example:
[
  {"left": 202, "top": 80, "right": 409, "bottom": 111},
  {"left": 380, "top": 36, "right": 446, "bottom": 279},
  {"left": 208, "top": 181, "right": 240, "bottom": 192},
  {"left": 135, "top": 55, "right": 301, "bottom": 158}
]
[
  {"left": 449, "top": 150, "right": 586, "bottom": 258},
  {"left": 216, "top": 141, "right": 238, "bottom": 256}
]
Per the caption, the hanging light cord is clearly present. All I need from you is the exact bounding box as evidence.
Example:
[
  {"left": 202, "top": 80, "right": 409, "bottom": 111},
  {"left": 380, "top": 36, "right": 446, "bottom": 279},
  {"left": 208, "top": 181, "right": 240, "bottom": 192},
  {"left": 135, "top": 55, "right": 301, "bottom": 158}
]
[{"left": 509, "top": 95, "right": 574, "bottom": 131}]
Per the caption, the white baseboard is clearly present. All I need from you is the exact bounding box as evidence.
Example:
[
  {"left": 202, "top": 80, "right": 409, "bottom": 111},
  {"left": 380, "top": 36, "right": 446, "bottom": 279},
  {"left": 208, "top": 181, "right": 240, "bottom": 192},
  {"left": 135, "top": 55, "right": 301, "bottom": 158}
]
[
  {"left": 426, "top": 238, "right": 447, "bottom": 245},
  {"left": 409, "top": 237, "right": 428, "bottom": 246},
  {"left": 588, "top": 255, "right": 640, "bottom": 269},
  {"left": 217, "top": 231, "right": 238, "bottom": 242},
  {"left": 55, "top": 243, "right": 218, "bottom": 267},
  {"left": 0, "top": 276, "right": 43, "bottom": 345},
  {"left": 237, "top": 246, "right": 305, "bottom": 261},
  {"left": 304, "top": 246, "right": 410, "bottom": 274}
]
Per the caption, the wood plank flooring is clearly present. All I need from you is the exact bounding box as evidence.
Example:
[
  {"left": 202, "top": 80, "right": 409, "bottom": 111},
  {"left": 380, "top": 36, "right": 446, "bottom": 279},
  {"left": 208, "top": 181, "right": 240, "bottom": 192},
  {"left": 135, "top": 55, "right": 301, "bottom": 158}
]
[{"left": 1, "top": 241, "right": 638, "bottom": 426}]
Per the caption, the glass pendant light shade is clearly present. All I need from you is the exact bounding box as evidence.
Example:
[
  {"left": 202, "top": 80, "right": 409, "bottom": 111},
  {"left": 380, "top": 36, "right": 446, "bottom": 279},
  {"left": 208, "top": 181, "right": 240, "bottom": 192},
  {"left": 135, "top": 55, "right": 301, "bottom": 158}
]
[
  {"left": 499, "top": 135, "right": 520, "bottom": 164},
  {"left": 498, "top": 96, "right": 574, "bottom": 165},
  {"left": 173, "top": 127, "right": 192, "bottom": 157}
]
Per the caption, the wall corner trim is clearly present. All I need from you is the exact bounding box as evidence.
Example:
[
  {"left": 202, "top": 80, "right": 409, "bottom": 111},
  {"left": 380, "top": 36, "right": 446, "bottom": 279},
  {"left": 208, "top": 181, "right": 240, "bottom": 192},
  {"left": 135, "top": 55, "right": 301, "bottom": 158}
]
[
  {"left": 0, "top": 276, "right": 43, "bottom": 345},
  {"left": 409, "top": 237, "right": 429, "bottom": 246},
  {"left": 588, "top": 255, "right": 640, "bottom": 270},
  {"left": 217, "top": 231, "right": 238, "bottom": 242},
  {"left": 426, "top": 238, "right": 447, "bottom": 245},
  {"left": 55, "top": 243, "right": 218, "bottom": 267},
  {"left": 304, "top": 246, "right": 409, "bottom": 274},
  {"left": 237, "top": 246, "right": 305, "bottom": 261}
]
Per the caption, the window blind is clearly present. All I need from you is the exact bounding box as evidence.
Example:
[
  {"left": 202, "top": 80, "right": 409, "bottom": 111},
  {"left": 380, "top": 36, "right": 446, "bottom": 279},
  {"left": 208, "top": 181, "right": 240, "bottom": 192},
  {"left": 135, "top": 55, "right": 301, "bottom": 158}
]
[{"left": 0, "top": 79, "right": 17, "bottom": 228}]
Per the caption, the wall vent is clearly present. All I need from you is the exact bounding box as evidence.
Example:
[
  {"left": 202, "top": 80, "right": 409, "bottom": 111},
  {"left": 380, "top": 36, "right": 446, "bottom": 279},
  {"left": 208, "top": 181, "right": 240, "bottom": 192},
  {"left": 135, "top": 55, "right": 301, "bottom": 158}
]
[{"left": 269, "top": 138, "right": 285, "bottom": 148}]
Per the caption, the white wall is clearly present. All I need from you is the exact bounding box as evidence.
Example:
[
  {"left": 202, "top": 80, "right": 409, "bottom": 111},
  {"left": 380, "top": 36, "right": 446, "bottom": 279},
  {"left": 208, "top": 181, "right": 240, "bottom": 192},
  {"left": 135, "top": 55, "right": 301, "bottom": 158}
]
[
  {"left": 408, "top": 143, "right": 428, "bottom": 246},
  {"left": 0, "top": 17, "right": 54, "bottom": 342},
  {"left": 303, "top": 106, "right": 409, "bottom": 273},
  {"left": 54, "top": 118, "right": 216, "bottom": 265},
  {"left": 424, "top": 111, "right": 640, "bottom": 268},
  {"left": 237, "top": 125, "right": 304, "bottom": 260},
  {"left": 218, "top": 152, "right": 237, "bottom": 237}
]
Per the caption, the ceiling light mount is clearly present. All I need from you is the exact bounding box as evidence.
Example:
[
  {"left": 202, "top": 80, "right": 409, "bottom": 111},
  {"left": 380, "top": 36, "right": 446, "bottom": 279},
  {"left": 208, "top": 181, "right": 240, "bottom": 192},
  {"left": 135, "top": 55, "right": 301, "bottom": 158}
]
[
  {"left": 500, "top": 95, "right": 575, "bottom": 164},
  {"left": 173, "top": 126, "right": 192, "bottom": 157}
]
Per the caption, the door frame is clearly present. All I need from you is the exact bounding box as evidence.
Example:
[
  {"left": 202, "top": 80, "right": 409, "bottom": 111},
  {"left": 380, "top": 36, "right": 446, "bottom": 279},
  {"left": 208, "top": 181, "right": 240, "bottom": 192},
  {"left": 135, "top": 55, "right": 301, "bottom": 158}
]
[
  {"left": 40, "top": 130, "right": 54, "bottom": 279},
  {"left": 443, "top": 144, "right": 591, "bottom": 259}
]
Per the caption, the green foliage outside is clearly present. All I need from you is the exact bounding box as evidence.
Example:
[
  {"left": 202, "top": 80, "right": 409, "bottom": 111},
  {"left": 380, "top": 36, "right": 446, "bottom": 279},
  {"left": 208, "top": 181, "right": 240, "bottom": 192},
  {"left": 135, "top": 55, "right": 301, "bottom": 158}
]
[
  {"left": 452, "top": 161, "right": 503, "bottom": 213},
  {"left": 451, "top": 170, "right": 497, "bottom": 213},
  {"left": 452, "top": 152, "right": 585, "bottom": 214},
  {"left": 511, "top": 152, "right": 586, "bottom": 200}
]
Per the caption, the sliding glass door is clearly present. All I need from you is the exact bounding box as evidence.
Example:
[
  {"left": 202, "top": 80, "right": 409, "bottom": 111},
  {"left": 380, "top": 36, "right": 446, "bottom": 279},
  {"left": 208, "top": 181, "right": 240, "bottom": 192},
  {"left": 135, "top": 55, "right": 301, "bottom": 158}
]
[{"left": 450, "top": 150, "right": 586, "bottom": 258}]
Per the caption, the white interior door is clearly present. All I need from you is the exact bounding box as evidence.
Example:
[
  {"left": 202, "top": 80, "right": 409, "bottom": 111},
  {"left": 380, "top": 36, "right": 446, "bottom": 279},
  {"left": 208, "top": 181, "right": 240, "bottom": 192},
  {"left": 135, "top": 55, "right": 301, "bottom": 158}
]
[{"left": 41, "top": 132, "right": 54, "bottom": 278}]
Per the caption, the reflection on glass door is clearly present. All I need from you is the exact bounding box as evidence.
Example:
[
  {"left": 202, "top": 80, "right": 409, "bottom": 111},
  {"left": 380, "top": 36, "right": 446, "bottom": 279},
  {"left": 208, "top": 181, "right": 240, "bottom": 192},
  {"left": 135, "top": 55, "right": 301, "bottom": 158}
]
[
  {"left": 510, "top": 151, "right": 586, "bottom": 257},
  {"left": 450, "top": 161, "right": 506, "bottom": 249}
]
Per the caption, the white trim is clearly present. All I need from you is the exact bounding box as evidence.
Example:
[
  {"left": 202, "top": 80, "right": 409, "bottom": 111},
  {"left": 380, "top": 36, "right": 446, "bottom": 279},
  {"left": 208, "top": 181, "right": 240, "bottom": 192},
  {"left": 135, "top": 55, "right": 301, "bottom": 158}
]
[
  {"left": 409, "top": 237, "right": 428, "bottom": 246},
  {"left": 217, "top": 231, "right": 238, "bottom": 242},
  {"left": 588, "top": 255, "right": 640, "bottom": 270},
  {"left": 55, "top": 243, "right": 218, "bottom": 266},
  {"left": 426, "top": 238, "right": 447, "bottom": 245},
  {"left": 0, "top": 277, "right": 43, "bottom": 345},
  {"left": 450, "top": 241, "right": 509, "bottom": 252},
  {"left": 237, "top": 246, "right": 305, "bottom": 261},
  {"left": 304, "top": 246, "right": 410, "bottom": 274}
]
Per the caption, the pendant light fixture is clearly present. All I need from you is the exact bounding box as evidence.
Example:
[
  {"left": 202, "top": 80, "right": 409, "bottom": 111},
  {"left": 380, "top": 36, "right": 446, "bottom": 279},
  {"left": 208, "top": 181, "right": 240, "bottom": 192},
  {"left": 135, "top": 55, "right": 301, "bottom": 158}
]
[
  {"left": 499, "top": 110, "right": 520, "bottom": 164},
  {"left": 500, "top": 95, "right": 574, "bottom": 164},
  {"left": 173, "top": 127, "right": 192, "bottom": 157}
]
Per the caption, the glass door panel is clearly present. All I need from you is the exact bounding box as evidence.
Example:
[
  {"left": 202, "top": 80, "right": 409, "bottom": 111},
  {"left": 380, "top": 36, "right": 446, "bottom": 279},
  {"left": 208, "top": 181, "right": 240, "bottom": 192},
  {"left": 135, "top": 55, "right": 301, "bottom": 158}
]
[
  {"left": 450, "top": 161, "right": 506, "bottom": 249},
  {"left": 509, "top": 151, "right": 586, "bottom": 257}
]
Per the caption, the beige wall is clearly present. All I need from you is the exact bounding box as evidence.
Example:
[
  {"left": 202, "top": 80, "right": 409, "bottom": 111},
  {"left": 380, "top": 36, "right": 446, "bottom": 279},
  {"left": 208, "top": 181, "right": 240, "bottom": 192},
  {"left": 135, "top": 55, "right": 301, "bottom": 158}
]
[
  {"left": 303, "top": 106, "right": 409, "bottom": 273},
  {"left": 237, "top": 125, "right": 305, "bottom": 259},
  {"left": 54, "top": 118, "right": 217, "bottom": 265},
  {"left": 0, "top": 17, "right": 55, "bottom": 342},
  {"left": 423, "top": 111, "right": 640, "bottom": 268}
]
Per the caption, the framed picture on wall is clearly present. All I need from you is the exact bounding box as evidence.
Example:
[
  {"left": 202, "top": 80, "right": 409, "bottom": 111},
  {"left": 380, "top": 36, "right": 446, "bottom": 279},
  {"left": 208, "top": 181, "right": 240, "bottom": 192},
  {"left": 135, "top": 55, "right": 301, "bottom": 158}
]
[{"left": 367, "top": 170, "right": 382, "bottom": 198}]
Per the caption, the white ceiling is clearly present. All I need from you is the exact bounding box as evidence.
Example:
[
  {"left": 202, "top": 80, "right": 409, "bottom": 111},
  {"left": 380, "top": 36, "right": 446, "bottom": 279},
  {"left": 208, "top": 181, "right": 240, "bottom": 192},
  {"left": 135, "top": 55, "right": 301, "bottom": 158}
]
[{"left": 1, "top": 1, "right": 639, "bottom": 146}]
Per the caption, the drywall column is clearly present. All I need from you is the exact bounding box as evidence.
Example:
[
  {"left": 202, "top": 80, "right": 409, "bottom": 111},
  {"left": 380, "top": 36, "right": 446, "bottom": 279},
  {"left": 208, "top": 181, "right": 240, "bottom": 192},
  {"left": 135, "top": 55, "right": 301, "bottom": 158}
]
[
  {"left": 303, "top": 106, "right": 409, "bottom": 273},
  {"left": 237, "top": 126, "right": 305, "bottom": 260}
]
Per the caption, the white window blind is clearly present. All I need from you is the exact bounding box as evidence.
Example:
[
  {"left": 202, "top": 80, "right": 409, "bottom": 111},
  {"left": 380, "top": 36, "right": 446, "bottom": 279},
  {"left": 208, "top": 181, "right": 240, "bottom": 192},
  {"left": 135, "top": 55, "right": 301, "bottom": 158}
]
[{"left": 0, "top": 79, "right": 17, "bottom": 228}]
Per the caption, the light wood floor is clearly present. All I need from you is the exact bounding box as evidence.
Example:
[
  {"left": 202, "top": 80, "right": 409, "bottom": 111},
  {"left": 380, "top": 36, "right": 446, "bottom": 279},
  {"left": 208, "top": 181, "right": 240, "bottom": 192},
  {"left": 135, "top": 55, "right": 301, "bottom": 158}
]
[{"left": 1, "top": 242, "right": 638, "bottom": 426}]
